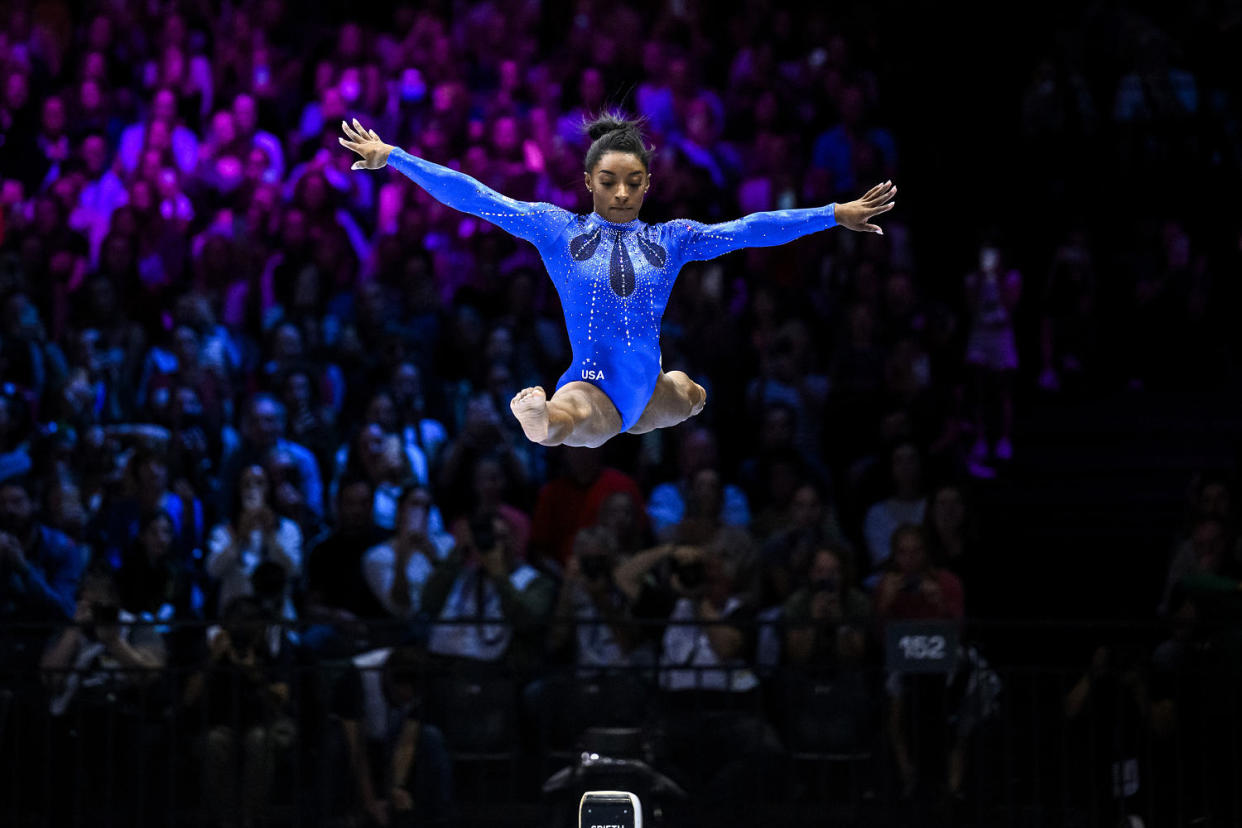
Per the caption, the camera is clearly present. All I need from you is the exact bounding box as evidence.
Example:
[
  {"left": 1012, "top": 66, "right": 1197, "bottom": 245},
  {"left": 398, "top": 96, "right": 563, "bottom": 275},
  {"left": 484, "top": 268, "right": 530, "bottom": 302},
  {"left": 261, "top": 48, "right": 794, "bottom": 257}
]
[
  {"left": 91, "top": 603, "right": 120, "bottom": 625},
  {"left": 579, "top": 791, "right": 640, "bottom": 828},
  {"left": 811, "top": 576, "right": 839, "bottom": 594},
  {"left": 580, "top": 554, "right": 611, "bottom": 581},
  {"left": 470, "top": 514, "right": 497, "bottom": 554},
  {"left": 672, "top": 559, "right": 705, "bottom": 590}
]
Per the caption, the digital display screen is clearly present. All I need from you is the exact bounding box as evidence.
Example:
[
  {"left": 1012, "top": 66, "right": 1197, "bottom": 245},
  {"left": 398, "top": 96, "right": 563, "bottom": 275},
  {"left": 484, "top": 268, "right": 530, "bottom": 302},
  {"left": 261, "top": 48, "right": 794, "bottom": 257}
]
[{"left": 581, "top": 793, "right": 637, "bottom": 828}]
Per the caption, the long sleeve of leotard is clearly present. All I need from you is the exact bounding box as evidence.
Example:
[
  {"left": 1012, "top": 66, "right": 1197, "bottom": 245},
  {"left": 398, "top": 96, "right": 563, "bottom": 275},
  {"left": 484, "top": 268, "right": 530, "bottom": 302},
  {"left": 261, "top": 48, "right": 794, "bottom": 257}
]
[
  {"left": 387, "top": 147, "right": 573, "bottom": 247},
  {"left": 671, "top": 203, "right": 837, "bottom": 263}
]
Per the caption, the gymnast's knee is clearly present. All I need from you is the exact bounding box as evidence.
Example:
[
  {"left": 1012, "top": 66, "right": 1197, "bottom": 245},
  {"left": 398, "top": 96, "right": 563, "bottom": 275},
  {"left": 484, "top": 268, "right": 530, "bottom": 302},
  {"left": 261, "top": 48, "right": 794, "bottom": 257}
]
[{"left": 688, "top": 381, "right": 706, "bottom": 414}]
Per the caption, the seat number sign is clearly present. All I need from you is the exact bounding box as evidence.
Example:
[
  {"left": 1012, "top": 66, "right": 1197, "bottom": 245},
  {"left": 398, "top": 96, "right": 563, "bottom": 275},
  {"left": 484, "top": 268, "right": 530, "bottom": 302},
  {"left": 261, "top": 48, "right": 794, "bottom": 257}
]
[{"left": 885, "top": 621, "right": 959, "bottom": 674}]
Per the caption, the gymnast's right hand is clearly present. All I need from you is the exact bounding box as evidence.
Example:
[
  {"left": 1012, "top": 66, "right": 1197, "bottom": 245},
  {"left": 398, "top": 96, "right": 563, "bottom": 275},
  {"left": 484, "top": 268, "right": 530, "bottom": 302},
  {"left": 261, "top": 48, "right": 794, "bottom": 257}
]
[{"left": 339, "top": 118, "right": 393, "bottom": 170}]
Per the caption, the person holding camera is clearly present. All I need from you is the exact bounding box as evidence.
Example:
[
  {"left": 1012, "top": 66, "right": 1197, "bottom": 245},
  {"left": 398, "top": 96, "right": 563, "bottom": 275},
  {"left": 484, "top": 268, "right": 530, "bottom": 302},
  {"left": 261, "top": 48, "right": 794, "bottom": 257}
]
[
  {"left": 445, "top": 453, "right": 532, "bottom": 563},
  {"left": 184, "top": 594, "right": 297, "bottom": 828},
  {"left": 422, "top": 508, "right": 554, "bottom": 677},
  {"left": 548, "top": 526, "right": 652, "bottom": 670},
  {"left": 610, "top": 531, "right": 723, "bottom": 641},
  {"left": 656, "top": 529, "right": 761, "bottom": 694},
  {"left": 41, "top": 567, "right": 168, "bottom": 708},
  {"left": 40, "top": 566, "right": 168, "bottom": 824},
  {"left": 784, "top": 545, "right": 872, "bottom": 670},
  {"left": 874, "top": 524, "right": 964, "bottom": 624}
]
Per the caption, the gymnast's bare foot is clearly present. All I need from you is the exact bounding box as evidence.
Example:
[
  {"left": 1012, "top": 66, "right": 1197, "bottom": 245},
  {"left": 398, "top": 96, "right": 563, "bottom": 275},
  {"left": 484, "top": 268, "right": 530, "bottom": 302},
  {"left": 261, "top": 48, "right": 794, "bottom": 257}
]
[{"left": 510, "top": 386, "right": 549, "bottom": 443}]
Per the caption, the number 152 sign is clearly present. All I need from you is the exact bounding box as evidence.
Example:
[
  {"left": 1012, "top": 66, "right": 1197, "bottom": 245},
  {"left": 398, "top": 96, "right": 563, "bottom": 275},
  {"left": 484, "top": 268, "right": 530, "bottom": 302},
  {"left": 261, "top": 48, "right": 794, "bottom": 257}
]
[{"left": 884, "top": 621, "right": 960, "bottom": 674}]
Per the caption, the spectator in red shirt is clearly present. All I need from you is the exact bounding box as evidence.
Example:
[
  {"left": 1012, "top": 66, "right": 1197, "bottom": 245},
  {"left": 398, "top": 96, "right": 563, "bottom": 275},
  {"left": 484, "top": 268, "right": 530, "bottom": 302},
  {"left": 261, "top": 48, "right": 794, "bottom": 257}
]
[
  {"left": 875, "top": 523, "right": 964, "bottom": 622},
  {"left": 529, "top": 446, "right": 644, "bottom": 570}
]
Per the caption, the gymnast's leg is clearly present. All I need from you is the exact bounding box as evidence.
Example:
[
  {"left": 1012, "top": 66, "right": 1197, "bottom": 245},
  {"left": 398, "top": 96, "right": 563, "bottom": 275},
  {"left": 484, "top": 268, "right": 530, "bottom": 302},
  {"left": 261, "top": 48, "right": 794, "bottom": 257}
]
[
  {"left": 626, "top": 371, "right": 707, "bottom": 435},
  {"left": 510, "top": 382, "right": 622, "bottom": 447}
]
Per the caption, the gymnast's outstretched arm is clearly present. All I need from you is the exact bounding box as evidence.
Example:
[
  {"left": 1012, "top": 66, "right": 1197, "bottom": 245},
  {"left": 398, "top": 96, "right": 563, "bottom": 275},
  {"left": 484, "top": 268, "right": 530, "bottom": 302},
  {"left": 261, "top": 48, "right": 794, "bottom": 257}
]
[
  {"left": 674, "top": 179, "right": 896, "bottom": 263},
  {"left": 339, "top": 118, "right": 573, "bottom": 248}
]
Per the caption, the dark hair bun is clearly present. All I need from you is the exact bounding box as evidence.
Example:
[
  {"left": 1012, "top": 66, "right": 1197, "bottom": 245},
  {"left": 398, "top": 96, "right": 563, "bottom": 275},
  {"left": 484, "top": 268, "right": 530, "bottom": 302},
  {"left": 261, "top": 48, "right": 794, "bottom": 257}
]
[{"left": 585, "top": 114, "right": 633, "bottom": 141}]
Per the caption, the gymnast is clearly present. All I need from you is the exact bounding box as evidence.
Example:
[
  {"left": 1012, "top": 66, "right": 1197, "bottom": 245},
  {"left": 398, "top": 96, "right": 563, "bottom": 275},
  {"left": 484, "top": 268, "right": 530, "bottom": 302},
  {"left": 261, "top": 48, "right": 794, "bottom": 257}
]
[{"left": 339, "top": 114, "right": 895, "bottom": 447}]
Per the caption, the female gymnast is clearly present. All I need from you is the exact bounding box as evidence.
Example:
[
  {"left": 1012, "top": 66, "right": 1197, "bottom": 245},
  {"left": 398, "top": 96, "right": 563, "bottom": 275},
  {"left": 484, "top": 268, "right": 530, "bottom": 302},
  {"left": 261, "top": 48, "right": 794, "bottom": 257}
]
[{"left": 339, "top": 114, "right": 895, "bottom": 447}]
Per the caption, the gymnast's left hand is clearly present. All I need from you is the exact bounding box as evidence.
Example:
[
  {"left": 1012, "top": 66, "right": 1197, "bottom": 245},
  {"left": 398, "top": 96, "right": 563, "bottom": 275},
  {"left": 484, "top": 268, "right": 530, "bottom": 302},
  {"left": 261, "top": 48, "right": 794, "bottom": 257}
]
[
  {"left": 339, "top": 118, "right": 393, "bottom": 170},
  {"left": 834, "top": 180, "right": 897, "bottom": 234}
]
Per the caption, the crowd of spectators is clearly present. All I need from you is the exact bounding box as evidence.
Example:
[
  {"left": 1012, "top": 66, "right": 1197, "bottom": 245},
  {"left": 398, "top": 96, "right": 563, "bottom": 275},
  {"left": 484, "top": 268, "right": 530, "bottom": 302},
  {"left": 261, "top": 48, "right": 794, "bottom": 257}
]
[{"left": 1, "top": 0, "right": 1241, "bottom": 826}]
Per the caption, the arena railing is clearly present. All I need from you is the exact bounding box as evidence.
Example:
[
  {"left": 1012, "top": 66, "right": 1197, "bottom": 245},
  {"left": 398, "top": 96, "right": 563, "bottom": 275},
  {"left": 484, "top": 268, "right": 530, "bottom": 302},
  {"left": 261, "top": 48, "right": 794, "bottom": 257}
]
[{"left": 0, "top": 615, "right": 1237, "bottom": 828}]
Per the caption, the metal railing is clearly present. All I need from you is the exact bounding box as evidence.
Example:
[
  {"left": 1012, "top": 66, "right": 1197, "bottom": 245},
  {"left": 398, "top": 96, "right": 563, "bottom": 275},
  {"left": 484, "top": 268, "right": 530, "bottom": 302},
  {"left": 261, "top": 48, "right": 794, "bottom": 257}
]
[{"left": 1, "top": 615, "right": 1238, "bottom": 828}]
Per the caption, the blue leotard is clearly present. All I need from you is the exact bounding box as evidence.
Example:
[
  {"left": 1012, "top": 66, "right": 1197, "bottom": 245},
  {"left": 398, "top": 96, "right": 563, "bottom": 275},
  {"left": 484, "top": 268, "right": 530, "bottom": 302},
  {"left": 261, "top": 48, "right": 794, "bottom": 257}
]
[{"left": 388, "top": 147, "right": 837, "bottom": 431}]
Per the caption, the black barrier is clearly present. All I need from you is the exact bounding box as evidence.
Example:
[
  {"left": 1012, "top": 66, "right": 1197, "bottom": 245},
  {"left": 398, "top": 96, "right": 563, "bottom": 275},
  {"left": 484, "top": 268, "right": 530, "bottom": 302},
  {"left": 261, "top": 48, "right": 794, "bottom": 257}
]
[{"left": 1, "top": 615, "right": 1239, "bottom": 827}]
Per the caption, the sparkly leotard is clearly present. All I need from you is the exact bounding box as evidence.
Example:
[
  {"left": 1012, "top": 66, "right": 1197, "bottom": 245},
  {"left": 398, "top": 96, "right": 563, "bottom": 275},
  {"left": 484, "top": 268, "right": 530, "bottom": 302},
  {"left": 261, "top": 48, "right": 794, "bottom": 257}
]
[{"left": 388, "top": 148, "right": 837, "bottom": 431}]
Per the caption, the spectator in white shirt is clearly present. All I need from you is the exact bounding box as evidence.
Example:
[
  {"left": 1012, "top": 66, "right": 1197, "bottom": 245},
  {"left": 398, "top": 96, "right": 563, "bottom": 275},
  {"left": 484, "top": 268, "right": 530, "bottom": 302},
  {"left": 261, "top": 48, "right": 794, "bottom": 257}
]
[
  {"left": 206, "top": 464, "right": 302, "bottom": 621},
  {"left": 362, "top": 483, "right": 453, "bottom": 626}
]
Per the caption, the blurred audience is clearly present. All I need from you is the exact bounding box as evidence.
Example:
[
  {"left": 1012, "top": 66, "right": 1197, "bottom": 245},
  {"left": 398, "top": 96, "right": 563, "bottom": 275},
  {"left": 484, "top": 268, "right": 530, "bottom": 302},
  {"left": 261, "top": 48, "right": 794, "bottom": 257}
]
[{"left": 0, "top": 0, "right": 1238, "bottom": 822}]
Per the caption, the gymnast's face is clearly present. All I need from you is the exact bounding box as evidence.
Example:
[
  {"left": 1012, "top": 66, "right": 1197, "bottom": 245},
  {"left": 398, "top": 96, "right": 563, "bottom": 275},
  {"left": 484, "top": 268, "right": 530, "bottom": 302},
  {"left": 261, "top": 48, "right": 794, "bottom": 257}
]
[{"left": 585, "top": 151, "right": 650, "bottom": 222}]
